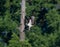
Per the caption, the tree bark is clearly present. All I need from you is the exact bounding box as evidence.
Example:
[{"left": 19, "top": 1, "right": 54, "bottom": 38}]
[{"left": 20, "top": 0, "right": 26, "bottom": 41}]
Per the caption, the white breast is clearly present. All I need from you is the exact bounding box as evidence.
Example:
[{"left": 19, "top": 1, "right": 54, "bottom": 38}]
[{"left": 27, "top": 19, "right": 32, "bottom": 27}]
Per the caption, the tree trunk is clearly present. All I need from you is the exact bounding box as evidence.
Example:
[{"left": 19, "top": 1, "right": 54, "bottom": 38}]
[{"left": 20, "top": 0, "right": 26, "bottom": 41}]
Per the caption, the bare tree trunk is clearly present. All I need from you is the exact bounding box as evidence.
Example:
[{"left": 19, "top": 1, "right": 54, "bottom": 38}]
[{"left": 20, "top": 0, "right": 26, "bottom": 41}]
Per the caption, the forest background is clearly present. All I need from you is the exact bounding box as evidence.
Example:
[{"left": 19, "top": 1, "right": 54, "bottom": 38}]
[{"left": 0, "top": 0, "right": 60, "bottom": 47}]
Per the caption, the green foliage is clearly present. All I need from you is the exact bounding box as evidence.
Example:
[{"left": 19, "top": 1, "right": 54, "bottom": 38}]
[
  {"left": 0, "top": 41, "right": 4, "bottom": 47},
  {"left": 0, "top": 0, "right": 60, "bottom": 47},
  {"left": 8, "top": 33, "right": 32, "bottom": 47}
]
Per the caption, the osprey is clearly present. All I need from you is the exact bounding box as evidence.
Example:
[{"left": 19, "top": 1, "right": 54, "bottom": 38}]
[
  {"left": 26, "top": 16, "right": 35, "bottom": 30},
  {"left": 27, "top": 19, "right": 33, "bottom": 30}
]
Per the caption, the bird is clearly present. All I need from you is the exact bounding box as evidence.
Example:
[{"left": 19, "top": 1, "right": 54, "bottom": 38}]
[
  {"left": 27, "top": 19, "right": 33, "bottom": 30},
  {"left": 26, "top": 16, "right": 35, "bottom": 30}
]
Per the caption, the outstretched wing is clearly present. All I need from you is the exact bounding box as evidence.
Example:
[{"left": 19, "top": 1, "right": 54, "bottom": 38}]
[{"left": 31, "top": 16, "right": 35, "bottom": 25}]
